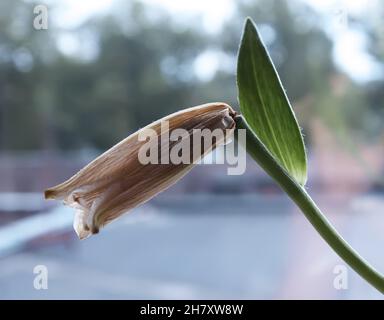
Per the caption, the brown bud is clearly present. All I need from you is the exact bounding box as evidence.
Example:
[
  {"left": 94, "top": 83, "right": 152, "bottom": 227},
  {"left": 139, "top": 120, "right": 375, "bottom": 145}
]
[{"left": 45, "top": 103, "right": 236, "bottom": 239}]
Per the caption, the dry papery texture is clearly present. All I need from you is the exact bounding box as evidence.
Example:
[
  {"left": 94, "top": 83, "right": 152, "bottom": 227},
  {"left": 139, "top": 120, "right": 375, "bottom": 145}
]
[{"left": 45, "top": 103, "right": 236, "bottom": 239}]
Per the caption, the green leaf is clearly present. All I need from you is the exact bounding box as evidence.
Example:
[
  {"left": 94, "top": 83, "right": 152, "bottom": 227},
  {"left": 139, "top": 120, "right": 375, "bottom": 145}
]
[{"left": 237, "top": 18, "right": 307, "bottom": 185}]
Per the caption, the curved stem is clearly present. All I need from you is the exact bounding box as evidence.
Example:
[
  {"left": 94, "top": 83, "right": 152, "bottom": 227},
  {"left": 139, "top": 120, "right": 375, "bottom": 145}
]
[{"left": 235, "top": 115, "right": 384, "bottom": 294}]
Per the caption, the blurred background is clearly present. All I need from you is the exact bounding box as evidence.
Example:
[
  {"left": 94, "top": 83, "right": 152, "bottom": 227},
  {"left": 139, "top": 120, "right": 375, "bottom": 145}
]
[{"left": 0, "top": 0, "right": 384, "bottom": 299}]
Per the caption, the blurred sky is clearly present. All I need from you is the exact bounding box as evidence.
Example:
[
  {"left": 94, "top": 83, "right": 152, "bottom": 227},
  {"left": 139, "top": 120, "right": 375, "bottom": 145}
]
[{"left": 38, "top": 0, "right": 384, "bottom": 83}]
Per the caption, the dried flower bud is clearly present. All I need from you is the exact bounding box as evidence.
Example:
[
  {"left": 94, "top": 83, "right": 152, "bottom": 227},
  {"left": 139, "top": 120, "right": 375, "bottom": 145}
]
[{"left": 45, "top": 103, "right": 236, "bottom": 239}]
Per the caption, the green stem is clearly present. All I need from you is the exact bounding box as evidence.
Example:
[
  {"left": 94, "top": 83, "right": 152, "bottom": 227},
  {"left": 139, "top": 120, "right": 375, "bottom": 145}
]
[{"left": 235, "top": 115, "right": 384, "bottom": 294}]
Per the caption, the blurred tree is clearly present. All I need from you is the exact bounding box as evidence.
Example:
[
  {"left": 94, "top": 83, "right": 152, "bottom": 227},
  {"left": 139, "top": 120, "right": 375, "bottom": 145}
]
[
  {"left": 0, "top": 0, "right": 211, "bottom": 150},
  {"left": 0, "top": 0, "right": 382, "bottom": 152}
]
